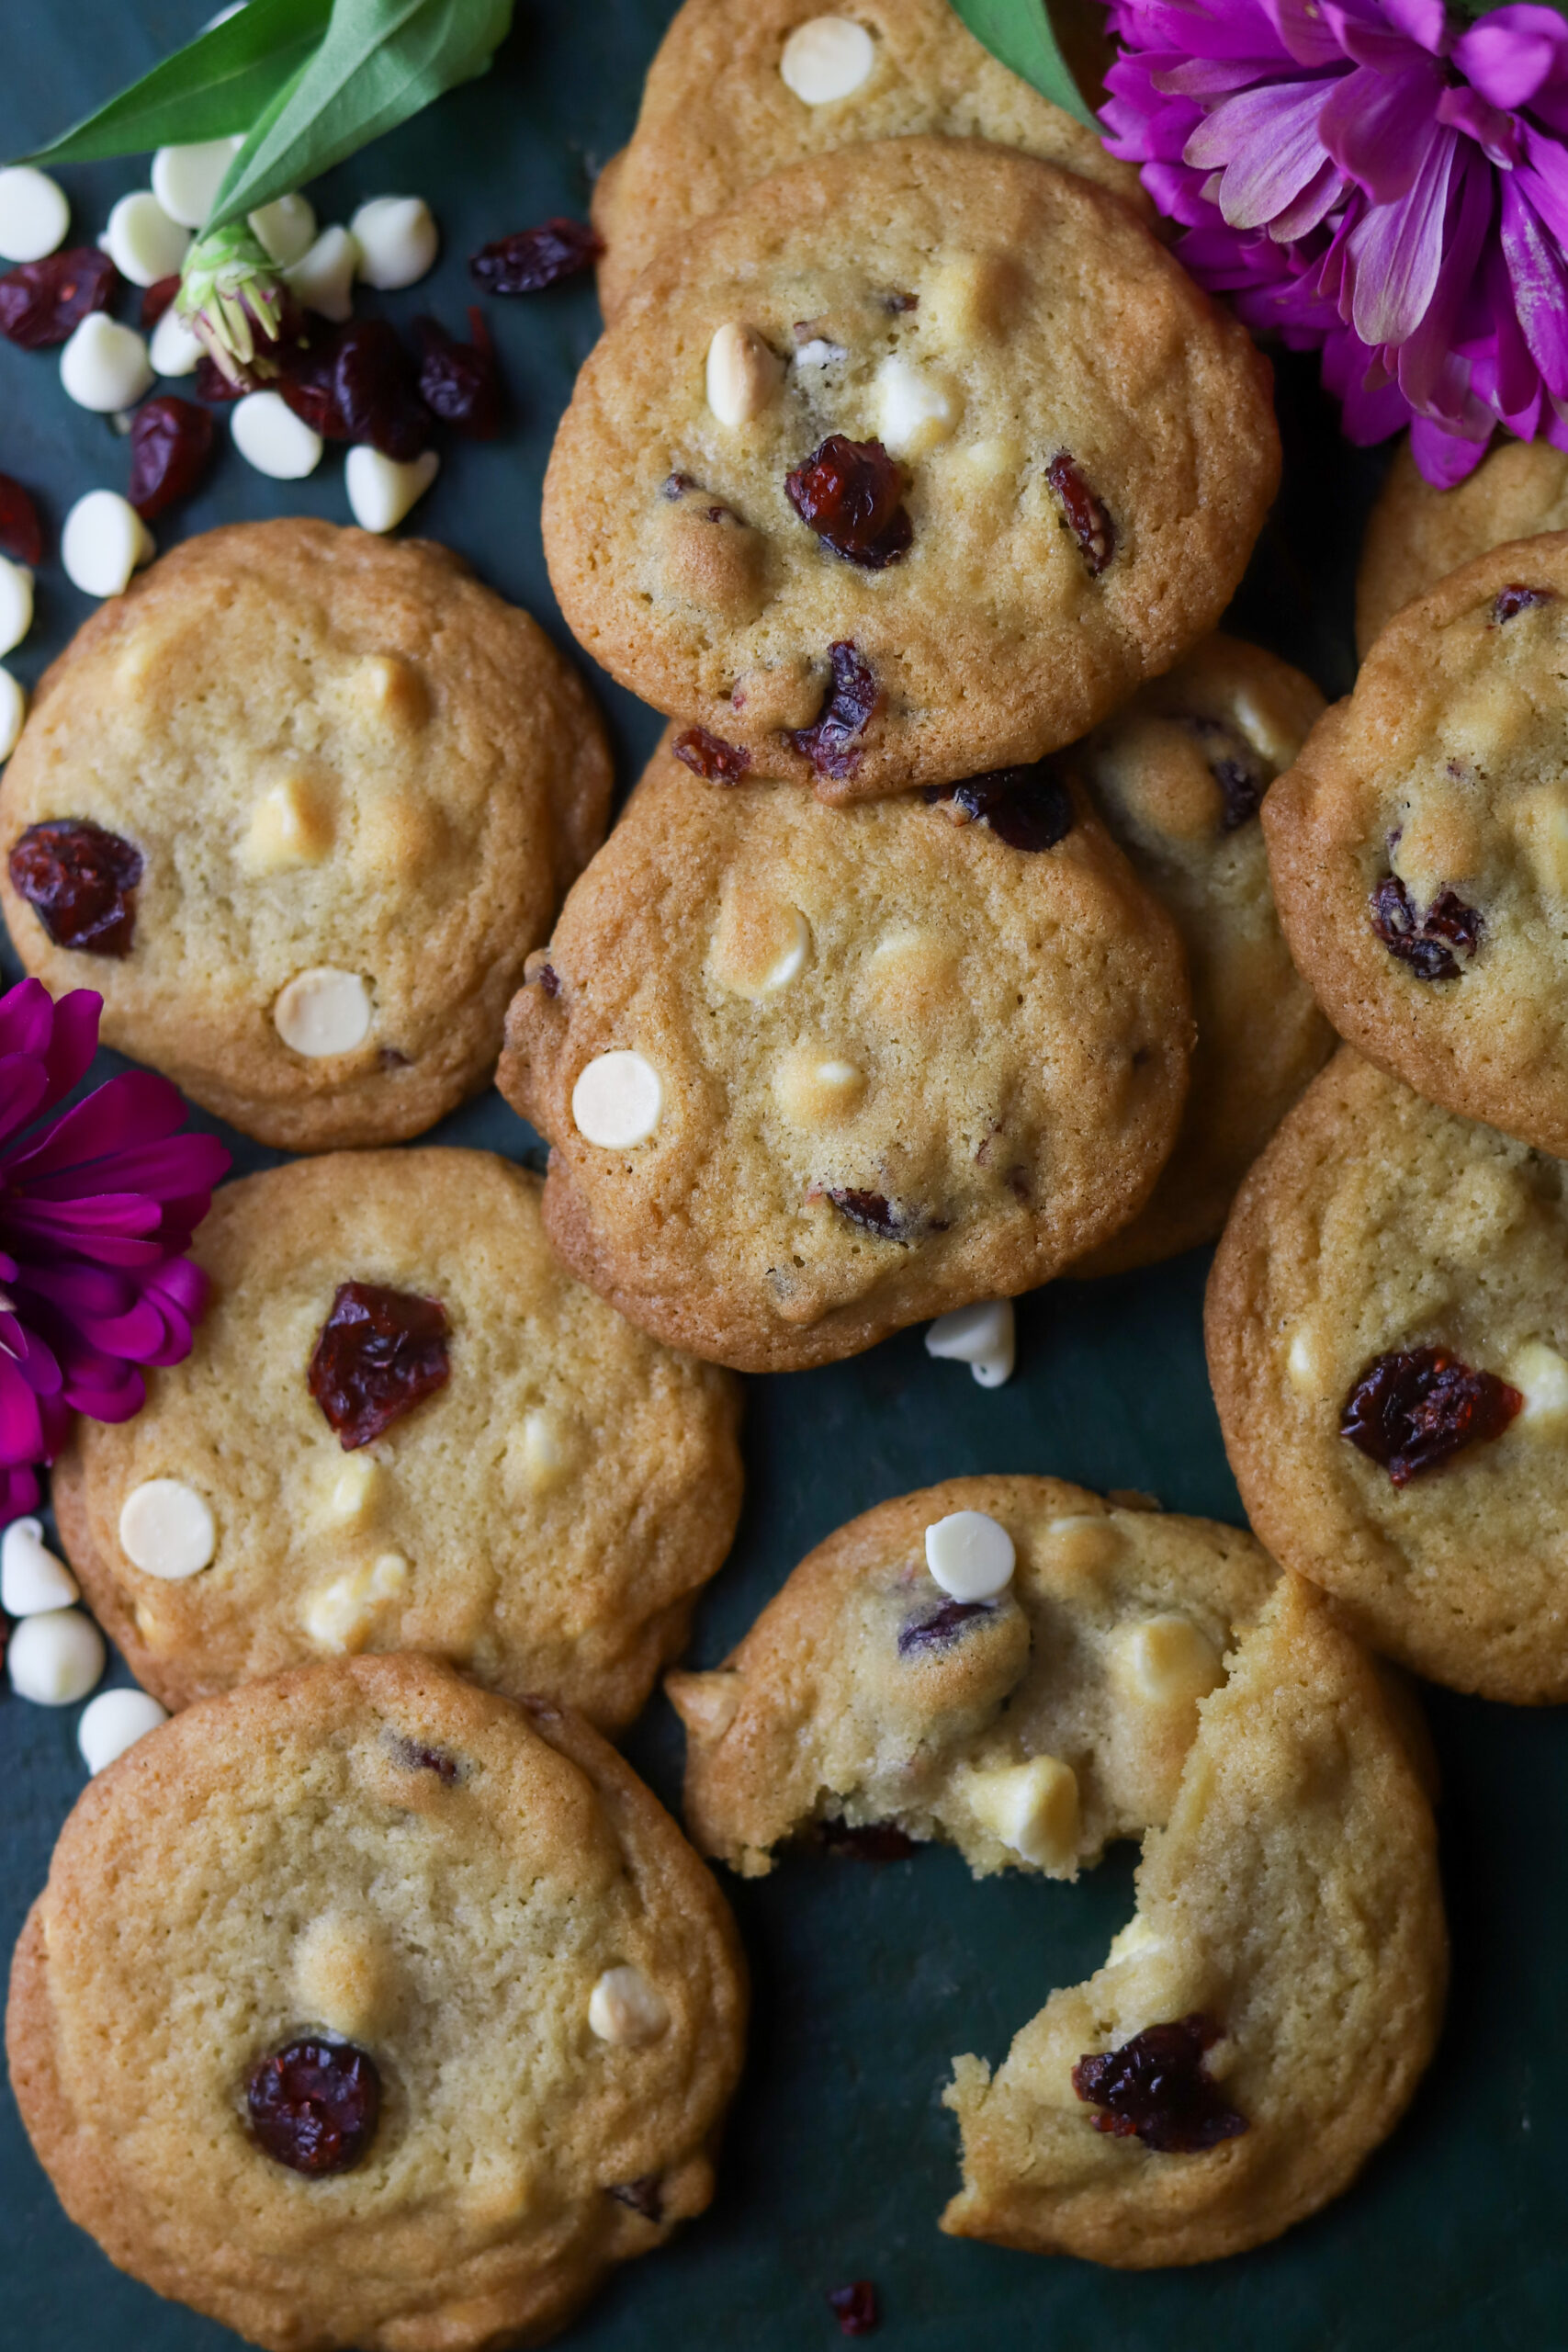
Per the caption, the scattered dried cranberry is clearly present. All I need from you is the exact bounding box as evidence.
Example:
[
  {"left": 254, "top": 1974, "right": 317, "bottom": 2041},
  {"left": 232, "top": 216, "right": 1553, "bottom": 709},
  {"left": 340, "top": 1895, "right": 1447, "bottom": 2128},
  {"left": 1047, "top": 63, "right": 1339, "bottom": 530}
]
[
  {"left": 819, "top": 1818, "right": 917, "bottom": 1860},
  {"left": 470, "top": 219, "right": 603, "bottom": 294},
  {"left": 825, "top": 1188, "right": 903, "bottom": 1238},
  {"left": 1340, "top": 1344, "right": 1522, "bottom": 1487},
  {"left": 141, "top": 276, "right": 180, "bottom": 330},
  {"left": 247, "top": 2038, "right": 380, "bottom": 2176},
  {"left": 934, "top": 763, "right": 1075, "bottom": 851},
  {"left": 194, "top": 354, "right": 244, "bottom": 403},
  {"left": 897, "top": 1599, "right": 994, "bottom": 1657},
  {"left": 0, "top": 474, "right": 43, "bottom": 567},
  {"left": 829, "top": 2280, "right": 880, "bottom": 2335},
  {"left": 1494, "top": 583, "right": 1553, "bottom": 623},
  {"left": 785, "top": 435, "right": 911, "bottom": 568},
  {"left": 307, "top": 1281, "right": 452, "bottom": 1450},
  {"left": 786, "top": 642, "right": 883, "bottom": 780},
  {"left": 0, "top": 246, "right": 118, "bottom": 349},
  {"left": 281, "top": 320, "right": 428, "bottom": 458},
  {"left": 1073, "top": 2015, "right": 1247, "bottom": 2154},
  {"left": 607, "top": 2176, "right": 663, "bottom": 2221},
  {"left": 1183, "top": 716, "right": 1269, "bottom": 830},
  {"left": 415, "top": 308, "right": 503, "bottom": 439},
  {"left": 1370, "top": 875, "right": 1483, "bottom": 981},
  {"left": 388, "top": 1732, "right": 459, "bottom": 1782},
  {"left": 672, "top": 726, "right": 751, "bottom": 783},
  {"left": 1047, "top": 451, "right": 1115, "bottom": 575},
  {"left": 128, "top": 396, "right": 215, "bottom": 521},
  {"left": 8, "top": 821, "right": 144, "bottom": 956},
  {"left": 537, "top": 962, "right": 560, "bottom": 997}
]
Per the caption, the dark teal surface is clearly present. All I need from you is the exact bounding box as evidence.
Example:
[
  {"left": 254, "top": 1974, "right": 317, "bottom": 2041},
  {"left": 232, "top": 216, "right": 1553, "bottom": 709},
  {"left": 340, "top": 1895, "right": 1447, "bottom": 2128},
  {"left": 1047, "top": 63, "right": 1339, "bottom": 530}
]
[{"left": 1, "top": 7, "right": 1566, "bottom": 2347}]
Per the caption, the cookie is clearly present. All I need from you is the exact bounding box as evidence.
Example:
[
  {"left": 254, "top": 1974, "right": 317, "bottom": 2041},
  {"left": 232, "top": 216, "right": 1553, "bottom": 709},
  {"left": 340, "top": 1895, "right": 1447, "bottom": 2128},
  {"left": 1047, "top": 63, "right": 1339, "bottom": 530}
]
[
  {"left": 1066, "top": 636, "right": 1334, "bottom": 1274},
  {"left": 667, "top": 1475, "right": 1279, "bottom": 1875},
  {"left": 1357, "top": 433, "right": 1568, "bottom": 656},
  {"left": 498, "top": 737, "right": 1194, "bottom": 1372},
  {"left": 1263, "top": 533, "right": 1568, "bottom": 1156},
  {"left": 0, "top": 520, "right": 612, "bottom": 1151},
  {"left": 1206, "top": 1044, "right": 1568, "bottom": 1702},
  {"left": 51, "top": 1148, "right": 742, "bottom": 1728},
  {"left": 6, "top": 1654, "right": 746, "bottom": 2351},
  {"left": 591, "top": 0, "right": 1145, "bottom": 319},
  {"left": 544, "top": 136, "right": 1280, "bottom": 803}
]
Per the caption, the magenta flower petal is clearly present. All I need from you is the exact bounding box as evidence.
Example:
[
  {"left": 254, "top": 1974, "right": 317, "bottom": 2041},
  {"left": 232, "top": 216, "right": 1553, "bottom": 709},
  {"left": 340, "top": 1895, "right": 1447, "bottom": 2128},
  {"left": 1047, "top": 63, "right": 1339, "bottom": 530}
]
[
  {"left": 1321, "top": 61, "right": 1446, "bottom": 202},
  {"left": 1186, "top": 81, "right": 1342, "bottom": 228}
]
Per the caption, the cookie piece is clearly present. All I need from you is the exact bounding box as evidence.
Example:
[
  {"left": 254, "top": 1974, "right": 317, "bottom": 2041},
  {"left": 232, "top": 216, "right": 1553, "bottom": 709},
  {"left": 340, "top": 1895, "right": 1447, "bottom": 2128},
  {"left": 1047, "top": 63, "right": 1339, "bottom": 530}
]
[
  {"left": 51, "top": 1148, "right": 742, "bottom": 1728},
  {"left": 1357, "top": 434, "right": 1568, "bottom": 656},
  {"left": 1205, "top": 1044, "right": 1568, "bottom": 1702},
  {"left": 942, "top": 1572, "right": 1445, "bottom": 2267},
  {"left": 667, "top": 1475, "right": 1279, "bottom": 1875},
  {"left": 1067, "top": 636, "right": 1334, "bottom": 1273},
  {"left": 1263, "top": 533, "right": 1568, "bottom": 1155},
  {"left": 499, "top": 739, "right": 1194, "bottom": 1372},
  {"left": 544, "top": 137, "right": 1280, "bottom": 803},
  {"left": 6, "top": 1655, "right": 746, "bottom": 2351},
  {"left": 0, "top": 521, "right": 611, "bottom": 1150},
  {"left": 591, "top": 0, "right": 1145, "bottom": 318}
]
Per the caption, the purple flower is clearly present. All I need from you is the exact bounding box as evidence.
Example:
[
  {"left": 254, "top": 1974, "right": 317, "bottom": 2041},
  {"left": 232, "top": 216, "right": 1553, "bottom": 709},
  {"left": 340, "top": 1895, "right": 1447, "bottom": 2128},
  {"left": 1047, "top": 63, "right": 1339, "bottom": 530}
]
[
  {"left": 1101, "top": 0, "right": 1568, "bottom": 481},
  {"left": 0, "top": 980, "right": 229, "bottom": 1522}
]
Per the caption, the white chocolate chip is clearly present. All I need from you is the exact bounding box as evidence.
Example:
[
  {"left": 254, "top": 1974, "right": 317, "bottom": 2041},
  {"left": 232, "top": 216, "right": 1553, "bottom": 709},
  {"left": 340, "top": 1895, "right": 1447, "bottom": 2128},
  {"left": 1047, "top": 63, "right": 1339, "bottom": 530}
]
[
  {"left": 302, "top": 1556, "right": 405, "bottom": 1652},
  {"left": 60, "top": 314, "right": 154, "bottom": 413},
  {"left": 0, "top": 669, "right": 23, "bottom": 761},
  {"left": 964, "top": 436, "right": 1021, "bottom": 488},
  {"left": 572, "top": 1050, "right": 663, "bottom": 1148},
  {"left": 779, "top": 14, "right": 875, "bottom": 104},
  {"left": 1111, "top": 1614, "right": 1224, "bottom": 1708},
  {"left": 242, "top": 776, "right": 333, "bottom": 871},
  {"left": 249, "top": 192, "right": 317, "bottom": 267},
  {"left": 232, "top": 390, "right": 323, "bottom": 480},
  {"left": 874, "top": 354, "right": 959, "bottom": 458},
  {"left": 152, "top": 137, "right": 242, "bottom": 230},
  {"left": 273, "top": 967, "right": 373, "bottom": 1057},
  {"left": 285, "top": 223, "right": 360, "bottom": 322},
  {"left": 350, "top": 195, "right": 439, "bottom": 289},
  {"left": 150, "top": 303, "right": 203, "bottom": 377},
  {"left": 345, "top": 445, "right": 439, "bottom": 533},
  {"left": 775, "top": 1049, "right": 865, "bottom": 1128},
  {"left": 588, "top": 1965, "right": 670, "bottom": 2045},
  {"left": 926, "top": 1298, "right": 1015, "bottom": 1388},
  {"left": 78, "top": 1686, "right": 167, "bottom": 1773},
  {"left": 964, "top": 1754, "right": 1079, "bottom": 1871},
  {"left": 793, "top": 336, "right": 844, "bottom": 371},
  {"left": 705, "top": 322, "right": 784, "bottom": 428},
  {"left": 711, "top": 893, "right": 810, "bottom": 995},
  {"left": 0, "top": 558, "right": 32, "bottom": 658},
  {"left": 1230, "top": 683, "right": 1299, "bottom": 772},
  {"left": 1285, "top": 1327, "right": 1319, "bottom": 1393},
  {"left": 292, "top": 1911, "right": 393, "bottom": 2039},
  {"left": 0, "top": 166, "right": 68, "bottom": 263},
  {"left": 1506, "top": 1340, "right": 1568, "bottom": 1427},
  {"left": 1, "top": 1518, "right": 79, "bottom": 1616},
  {"left": 1043, "top": 1512, "right": 1123, "bottom": 1577},
  {"left": 102, "top": 190, "right": 191, "bottom": 287},
  {"left": 371, "top": 1551, "right": 411, "bottom": 1599},
  {"left": 8, "top": 1611, "right": 105, "bottom": 1705},
  {"left": 924, "top": 1510, "right": 1015, "bottom": 1601},
  {"left": 118, "top": 1478, "right": 216, "bottom": 1579},
  {"left": 517, "top": 1408, "right": 572, "bottom": 1495},
  {"left": 321, "top": 1453, "right": 382, "bottom": 1526},
  {"left": 61, "top": 491, "right": 155, "bottom": 598}
]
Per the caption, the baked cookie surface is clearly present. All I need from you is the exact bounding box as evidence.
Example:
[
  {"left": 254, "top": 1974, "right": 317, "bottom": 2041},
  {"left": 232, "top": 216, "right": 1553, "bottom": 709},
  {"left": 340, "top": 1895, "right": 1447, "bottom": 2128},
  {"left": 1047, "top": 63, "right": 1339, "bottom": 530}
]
[
  {"left": 499, "top": 740, "right": 1194, "bottom": 1372},
  {"left": 1067, "top": 635, "right": 1334, "bottom": 1273},
  {"left": 6, "top": 1655, "right": 746, "bottom": 2352},
  {"left": 592, "top": 0, "right": 1145, "bottom": 318},
  {"left": 0, "top": 520, "right": 611, "bottom": 1150},
  {"left": 1206, "top": 1046, "right": 1568, "bottom": 1702},
  {"left": 1357, "top": 434, "right": 1568, "bottom": 656},
  {"left": 51, "top": 1148, "right": 742, "bottom": 1728},
  {"left": 1263, "top": 534, "right": 1568, "bottom": 1155},
  {"left": 545, "top": 137, "right": 1280, "bottom": 802}
]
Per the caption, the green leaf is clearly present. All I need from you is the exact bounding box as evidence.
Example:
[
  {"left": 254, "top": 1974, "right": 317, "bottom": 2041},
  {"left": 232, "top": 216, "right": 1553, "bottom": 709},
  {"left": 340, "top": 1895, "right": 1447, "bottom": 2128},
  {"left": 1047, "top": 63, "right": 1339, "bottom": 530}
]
[
  {"left": 949, "top": 0, "right": 1099, "bottom": 132},
  {"left": 17, "top": 0, "right": 333, "bottom": 167},
  {"left": 208, "top": 0, "right": 513, "bottom": 229}
]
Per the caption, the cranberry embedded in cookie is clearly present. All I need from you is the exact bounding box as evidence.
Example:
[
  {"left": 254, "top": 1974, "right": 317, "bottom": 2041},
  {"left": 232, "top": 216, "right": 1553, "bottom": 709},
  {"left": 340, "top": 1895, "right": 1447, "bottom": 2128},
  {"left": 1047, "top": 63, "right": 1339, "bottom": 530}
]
[
  {"left": 1072, "top": 2015, "right": 1247, "bottom": 2154},
  {"left": 247, "top": 2037, "right": 382, "bottom": 2176},
  {"left": 8, "top": 818, "right": 143, "bottom": 956},
  {"left": 307, "top": 1280, "right": 452, "bottom": 1450},
  {"left": 1338, "top": 1344, "right": 1522, "bottom": 1486}
]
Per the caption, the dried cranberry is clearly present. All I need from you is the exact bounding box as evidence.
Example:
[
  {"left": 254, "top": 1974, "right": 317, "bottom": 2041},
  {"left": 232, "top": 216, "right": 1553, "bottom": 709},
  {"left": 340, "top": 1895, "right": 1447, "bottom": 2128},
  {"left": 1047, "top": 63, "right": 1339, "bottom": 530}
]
[
  {"left": 1340, "top": 1344, "right": 1522, "bottom": 1487},
  {"left": 884, "top": 290, "right": 919, "bottom": 313},
  {"left": 0, "top": 474, "right": 43, "bottom": 567},
  {"left": 819, "top": 1818, "right": 917, "bottom": 1860},
  {"left": 415, "top": 308, "right": 503, "bottom": 439},
  {"left": 128, "top": 396, "right": 215, "bottom": 521},
  {"left": 607, "top": 2175, "right": 663, "bottom": 2221},
  {"left": 1047, "top": 451, "right": 1116, "bottom": 575},
  {"left": 8, "top": 821, "right": 144, "bottom": 956},
  {"left": 1370, "top": 875, "right": 1483, "bottom": 982},
  {"left": 280, "top": 321, "right": 428, "bottom": 458},
  {"left": 1494, "top": 583, "right": 1552, "bottom": 623},
  {"left": 194, "top": 354, "right": 244, "bottom": 403},
  {"left": 785, "top": 435, "right": 911, "bottom": 568},
  {"left": 387, "top": 1732, "right": 459, "bottom": 1782},
  {"left": 936, "top": 763, "right": 1075, "bottom": 851},
  {"left": 1182, "top": 716, "right": 1268, "bottom": 831},
  {"left": 1073, "top": 2016, "right": 1247, "bottom": 2154},
  {"left": 141, "top": 276, "right": 180, "bottom": 330},
  {"left": 247, "top": 2038, "right": 380, "bottom": 2176},
  {"left": 672, "top": 727, "right": 751, "bottom": 783},
  {"left": 470, "top": 219, "right": 603, "bottom": 294},
  {"left": 828, "top": 2280, "right": 880, "bottom": 2335},
  {"left": 897, "top": 1599, "right": 994, "bottom": 1656},
  {"left": 786, "top": 642, "right": 883, "bottom": 780},
  {"left": 537, "top": 962, "right": 560, "bottom": 998},
  {"left": 825, "top": 1188, "right": 903, "bottom": 1238},
  {"left": 307, "top": 1281, "right": 452, "bottom": 1450},
  {"left": 0, "top": 246, "right": 118, "bottom": 349}
]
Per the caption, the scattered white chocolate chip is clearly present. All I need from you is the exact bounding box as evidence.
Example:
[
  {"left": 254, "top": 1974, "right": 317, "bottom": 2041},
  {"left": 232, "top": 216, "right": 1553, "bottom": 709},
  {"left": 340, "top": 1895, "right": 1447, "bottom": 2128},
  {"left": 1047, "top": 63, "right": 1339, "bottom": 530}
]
[
  {"left": 793, "top": 336, "right": 844, "bottom": 371},
  {"left": 150, "top": 303, "right": 203, "bottom": 377},
  {"left": 1285, "top": 1327, "right": 1319, "bottom": 1393},
  {"left": 1044, "top": 1512, "right": 1123, "bottom": 1577},
  {"left": 1506, "top": 1340, "right": 1568, "bottom": 1427},
  {"left": 345, "top": 444, "right": 439, "bottom": 533},
  {"left": 60, "top": 313, "right": 154, "bottom": 413},
  {"left": 0, "top": 166, "right": 69, "bottom": 264},
  {"left": 1111, "top": 1613, "right": 1224, "bottom": 1708},
  {"left": 705, "top": 322, "right": 785, "bottom": 428},
  {"left": 0, "top": 669, "right": 23, "bottom": 761},
  {"left": 61, "top": 491, "right": 155, "bottom": 598},
  {"left": 232, "top": 390, "right": 323, "bottom": 480},
  {"left": 925, "top": 1510, "right": 1015, "bottom": 1601},
  {"left": 249, "top": 191, "right": 317, "bottom": 267},
  {"left": 1229, "top": 683, "right": 1298, "bottom": 772},
  {"left": 874, "top": 354, "right": 959, "bottom": 457},
  {"left": 242, "top": 776, "right": 334, "bottom": 872},
  {"left": 965, "top": 1754, "right": 1079, "bottom": 1871},
  {"left": 0, "top": 557, "right": 32, "bottom": 658},
  {"left": 371, "top": 1551, "right": 411, "bottom": 1598},
  {"left": 285, "top": 222, "right": 360, "bottom": 322},
  {"left": 273, "top": 967, "right": 374, "bottom": 1057},
  {"left": 572, "top": 1050, "right": 663, "bottom": 1148},
  {"left": 1, "top": 1518, "right": 79, "bottom": 1616},
  {"left": 779, "top": 14, "right": 875, "bottom": 104},
  {"left": 8, "top": 1610, "right": 105, "bottom": 1705},
  {"left": 588, "top": 1965, "right": 670, "bottom": 2045},
  {"left": 351, "top": 195, "right": 439, "bottom": 289},
  {"left": 118, "top": 1478, "right": 216, "bottom": 1579},
  {"left": 102, "top": 190, "right": 191, "bottom": 287},
  {"left": 517, "top": 1408, "right": 571, "bottom": 1495},
  {"left": 152, "top": 137, "right": 242, "bottom": 230},
  {"left": 925, "top": 1298, "right": 1015, "bottom": 1388},
  {"left": 78, "top": 1686, "right": 168, "bottom": 1773},
  {"left": 292, "top": 1911, "right": 393, "bottom": 2039},
  {"left": 776, "top": 1049, "right": 865, "bottom": 1128},
  {"left": 321, "top": 1453, "right": 382, "bottom": 1526},
  {"left": 711, "top": 893, "right": 810, "bottom": 995},
  {"left": 302, "top": 1555, "right": 406, "bottom": 1653}
]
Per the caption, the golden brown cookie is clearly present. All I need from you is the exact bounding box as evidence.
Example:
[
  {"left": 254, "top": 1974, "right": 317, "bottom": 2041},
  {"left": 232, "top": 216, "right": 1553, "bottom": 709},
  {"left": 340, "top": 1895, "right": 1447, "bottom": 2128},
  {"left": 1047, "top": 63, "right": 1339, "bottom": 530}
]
[
  {"left": 1357, "top": 434, "right": 1568, "bottom": 656},
  {"left": 6, "top": 1655, "right": 747, "bottom": 2351},
  {"left": 51, "top": 1148, "right": 742, "bottom": 1728},
  {"left": 0, "top": 521, "right": 612, "bottom": 1150}
]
